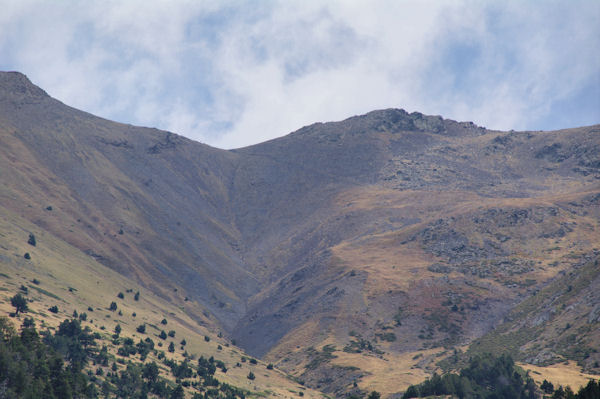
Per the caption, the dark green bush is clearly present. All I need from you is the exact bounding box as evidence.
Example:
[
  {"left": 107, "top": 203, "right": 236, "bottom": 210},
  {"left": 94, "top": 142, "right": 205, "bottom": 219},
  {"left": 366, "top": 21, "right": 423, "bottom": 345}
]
[{"left": 11, "top": 293, "right": 29, "bottom": 315}]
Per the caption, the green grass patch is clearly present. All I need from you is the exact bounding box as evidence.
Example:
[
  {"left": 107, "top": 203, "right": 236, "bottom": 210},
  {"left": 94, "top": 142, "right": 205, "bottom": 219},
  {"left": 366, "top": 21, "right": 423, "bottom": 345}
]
[
  {"left": 467, "top": 326, "right": 542, "bottom": 360},
  {"left": 305, "top": 345, "right": 338, "bottom": 370},
  {"left": 332, "top": 365, "right": 360, "bottom": 371},
  {"left": 28, "top": 285, "right": 61, "bottom": 300},
  {"left": 248, "top": 391, "right": 269, "bottom": 398}
]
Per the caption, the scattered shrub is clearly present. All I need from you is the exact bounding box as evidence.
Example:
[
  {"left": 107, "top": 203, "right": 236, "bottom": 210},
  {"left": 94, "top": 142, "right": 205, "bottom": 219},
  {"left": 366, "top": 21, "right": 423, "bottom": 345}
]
[
  {"left": 541, "top": 379, "right": 554, "bottom": 394},
  {"left": 376, "top": 332, "right": 397, "bottom": 342},
  {"left": 11, "top": 293, "right": 29, "bottom": 315},
  {"left": 367, "top": 392, "right": 381, "bottom": 399}
]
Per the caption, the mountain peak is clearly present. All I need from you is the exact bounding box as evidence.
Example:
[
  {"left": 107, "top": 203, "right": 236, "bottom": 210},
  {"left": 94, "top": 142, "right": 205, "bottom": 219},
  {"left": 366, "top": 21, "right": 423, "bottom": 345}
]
[
  {"left": 357, "top": 108, "right": 446, "bottom": 132},
  {"left": 0, "top": 71, "right": 49, "bottom": 102}
]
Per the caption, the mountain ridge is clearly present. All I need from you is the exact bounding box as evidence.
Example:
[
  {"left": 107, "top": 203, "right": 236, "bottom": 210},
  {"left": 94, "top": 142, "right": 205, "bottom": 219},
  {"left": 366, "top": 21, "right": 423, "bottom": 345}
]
[{"left": 1, "top": 71, "right": 599, "bottom": 397}]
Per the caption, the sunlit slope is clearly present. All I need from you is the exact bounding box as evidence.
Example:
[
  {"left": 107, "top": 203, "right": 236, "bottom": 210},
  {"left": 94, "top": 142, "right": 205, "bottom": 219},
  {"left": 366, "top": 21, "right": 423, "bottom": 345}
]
[{"left": 0, "top": 205, "right": 322, "bottom": 398}]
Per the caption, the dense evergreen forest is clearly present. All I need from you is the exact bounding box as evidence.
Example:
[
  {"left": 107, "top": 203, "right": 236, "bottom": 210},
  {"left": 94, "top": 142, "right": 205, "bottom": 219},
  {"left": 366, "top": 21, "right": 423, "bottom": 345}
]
[
  {"left": 402, "top": 353, "right": 600, "bottom": 399},
  {"left": 0, "top": 314, "right": 246, "bottom": 398}
]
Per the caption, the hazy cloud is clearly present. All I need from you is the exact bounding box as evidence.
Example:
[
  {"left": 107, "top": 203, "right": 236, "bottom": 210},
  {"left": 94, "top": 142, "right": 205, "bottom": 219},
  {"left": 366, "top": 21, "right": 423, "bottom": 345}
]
[{"left": 1, "top": 0, "right": 598, "bottom": 148}]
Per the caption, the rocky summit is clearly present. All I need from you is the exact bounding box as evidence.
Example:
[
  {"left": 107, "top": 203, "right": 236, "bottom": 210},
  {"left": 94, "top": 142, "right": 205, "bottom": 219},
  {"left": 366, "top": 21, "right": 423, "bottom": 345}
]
[{"left": 1, "top": 71, "right": 599, "bottom": 398}]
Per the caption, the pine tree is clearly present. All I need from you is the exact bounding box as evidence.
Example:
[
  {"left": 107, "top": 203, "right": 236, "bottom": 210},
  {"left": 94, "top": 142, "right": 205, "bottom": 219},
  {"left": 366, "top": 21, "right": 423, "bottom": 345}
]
[{"left": 11, "top": 293, "right": 29, "bottom": 315}]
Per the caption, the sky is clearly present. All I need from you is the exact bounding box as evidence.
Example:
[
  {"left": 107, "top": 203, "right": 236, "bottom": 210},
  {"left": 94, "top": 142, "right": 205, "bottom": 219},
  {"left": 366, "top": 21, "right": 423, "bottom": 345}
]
[{"left": 1, "top": 1, "right": 599, "bottom": 149}]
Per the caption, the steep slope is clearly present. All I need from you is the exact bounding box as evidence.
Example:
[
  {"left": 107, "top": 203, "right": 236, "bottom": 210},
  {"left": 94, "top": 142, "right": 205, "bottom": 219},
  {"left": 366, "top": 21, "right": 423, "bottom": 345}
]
[
  {"left": 0, "top": 72, "right": 257, "bottom": 330},
  {"left": 0, "top": 205, "right": 322, "bottom": 398},
  {"left": 1, "top": 71, "right": 599, "bottom": 397},
  {"left": 225, "top": 112, "right": 599, "bottom": 395}
]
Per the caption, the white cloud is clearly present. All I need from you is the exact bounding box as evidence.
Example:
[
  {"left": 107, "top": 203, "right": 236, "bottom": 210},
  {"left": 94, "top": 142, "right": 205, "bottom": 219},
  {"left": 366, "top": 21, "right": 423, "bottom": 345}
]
[{"left": 0, "top": 1, "right": 598, "bottom": 148}]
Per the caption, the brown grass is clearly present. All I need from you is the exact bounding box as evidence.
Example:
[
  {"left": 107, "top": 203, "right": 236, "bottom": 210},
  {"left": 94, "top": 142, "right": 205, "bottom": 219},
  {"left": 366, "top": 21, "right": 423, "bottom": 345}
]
[
  {"left": 519, "top": 361, "right": 598, "bottom": 391},
  {"left": 332, "top": 349, "right": 444, "bottom": 397}
]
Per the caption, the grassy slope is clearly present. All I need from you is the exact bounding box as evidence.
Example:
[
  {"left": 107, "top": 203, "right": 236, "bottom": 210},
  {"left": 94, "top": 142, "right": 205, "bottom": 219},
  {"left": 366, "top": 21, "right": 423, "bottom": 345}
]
[
  {"left": 0, "top": 205, "right": 323, "bottom": 399},
  {"left": 519, "top": 361, "right": 598, "bottom": 392}
]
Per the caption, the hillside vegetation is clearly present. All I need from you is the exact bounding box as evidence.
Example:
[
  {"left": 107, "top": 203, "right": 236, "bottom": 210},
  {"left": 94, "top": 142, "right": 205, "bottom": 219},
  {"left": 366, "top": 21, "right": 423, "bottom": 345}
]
[{"left": 1, "top": 71, "right": 599, "bottom": 397}]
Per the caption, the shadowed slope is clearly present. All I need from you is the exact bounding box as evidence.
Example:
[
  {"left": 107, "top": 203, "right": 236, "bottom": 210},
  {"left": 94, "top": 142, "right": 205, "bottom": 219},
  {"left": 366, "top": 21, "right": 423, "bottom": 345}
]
[{"left": 0, "top": 71, "right": 256, "bottom": 328}]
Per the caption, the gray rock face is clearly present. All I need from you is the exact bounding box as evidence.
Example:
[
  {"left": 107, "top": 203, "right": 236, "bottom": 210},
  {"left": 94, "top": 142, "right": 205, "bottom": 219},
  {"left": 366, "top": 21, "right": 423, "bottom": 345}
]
[{"left": 589, "top": 304, "right": 600, "bottom": 324}]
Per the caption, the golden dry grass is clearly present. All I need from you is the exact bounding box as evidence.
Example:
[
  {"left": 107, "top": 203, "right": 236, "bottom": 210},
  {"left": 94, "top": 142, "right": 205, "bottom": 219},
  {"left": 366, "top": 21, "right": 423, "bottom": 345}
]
[
  {"left": 331, "top": 184, "right": 600, "bottom": 298},
  {"left": 519, "top": 361, "right": 598, "bottom": 391},
  {"left": 332, "top": 349, "right": 444, "bottom": 397}
]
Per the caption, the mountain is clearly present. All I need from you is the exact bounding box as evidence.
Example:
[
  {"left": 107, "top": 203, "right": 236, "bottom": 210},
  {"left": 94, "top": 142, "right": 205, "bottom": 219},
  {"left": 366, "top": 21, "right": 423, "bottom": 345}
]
[{"left": 1, "top": 71, "right": 599, "bottom": 397}]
